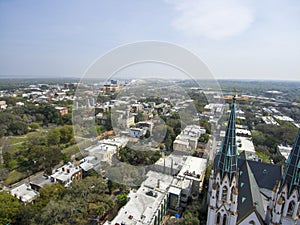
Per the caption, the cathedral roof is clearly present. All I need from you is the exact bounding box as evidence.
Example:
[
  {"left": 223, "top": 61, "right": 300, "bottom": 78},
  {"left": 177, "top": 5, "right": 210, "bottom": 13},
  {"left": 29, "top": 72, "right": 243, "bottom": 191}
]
[
  {"left": 237, "top": 160, "right": 265, "bottom": 223},
  {"left": 246, "top": 160, "right": 282, "bottom": 190}
]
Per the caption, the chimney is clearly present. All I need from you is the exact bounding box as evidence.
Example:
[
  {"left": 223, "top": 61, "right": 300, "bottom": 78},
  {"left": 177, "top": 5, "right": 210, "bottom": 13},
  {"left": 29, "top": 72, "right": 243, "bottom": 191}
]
[
  {"left": 62, "top": 167, "right": 65, "bottom": 172},
  {"left": 67, "top": 169, "right": 70, "bottom": 173},
  {"left": 157, "top": 179, "right": 160, "bottom": 189}
]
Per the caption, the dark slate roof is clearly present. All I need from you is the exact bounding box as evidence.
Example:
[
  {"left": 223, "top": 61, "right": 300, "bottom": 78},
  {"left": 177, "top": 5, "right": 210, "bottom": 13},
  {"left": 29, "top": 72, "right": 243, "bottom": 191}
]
[
  {"left": 280, "top": 128, "right": 300, "bottom": 196},
  {"left": 214, "top": 153, "right": 282, "bottom": 191},
  {"left": 237, "top": 160, "right": 265, "bottom": 223},
  {"left": 247, "top": 160, "right": 282, "bottom": 190}
]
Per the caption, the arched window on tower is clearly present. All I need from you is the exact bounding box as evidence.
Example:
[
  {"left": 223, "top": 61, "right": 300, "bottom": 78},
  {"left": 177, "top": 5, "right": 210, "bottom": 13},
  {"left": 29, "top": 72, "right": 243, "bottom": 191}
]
[
  {"left": 216, "top": 213, "right": 221, "bottom": 225},
  {"left": 230, "top": 187, "right": 234, "bottom": 202},
  {"left": 249, "top": 220, "right": 255, "bottom": 224},
  {"left": 216, "top": 184, "right": 219, "bottom": 200},
  {"left": 223, "top": 214, "right": 227, "bottom": 225},
  {"left": 287, "top": 201, "right": 295, "bottom": 217},
  {"left": 222, "top": 186, "right": 228, "bottom": 201},
  {"left": 281, "top": 196, "right": 285, "bottom": 214}
]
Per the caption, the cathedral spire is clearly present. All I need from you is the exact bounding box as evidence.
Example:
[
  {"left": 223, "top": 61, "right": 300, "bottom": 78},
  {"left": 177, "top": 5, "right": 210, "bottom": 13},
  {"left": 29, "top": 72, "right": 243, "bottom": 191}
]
[
  {"left": 280, "top": 128, "right": 300, "bottom": 196},
  {"left": 217, "top": 93, "right": 238, "bottom": 179}
]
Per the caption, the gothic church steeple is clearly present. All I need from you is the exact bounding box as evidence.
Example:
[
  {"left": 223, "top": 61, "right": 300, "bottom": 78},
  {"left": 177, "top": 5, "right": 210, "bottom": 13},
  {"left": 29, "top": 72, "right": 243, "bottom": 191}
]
[
  {"left": 281, "top": 128, "right": 300, "bottom": 196},
  {"left": 217, "top": 94, "right": 238, "bottom": 180}
]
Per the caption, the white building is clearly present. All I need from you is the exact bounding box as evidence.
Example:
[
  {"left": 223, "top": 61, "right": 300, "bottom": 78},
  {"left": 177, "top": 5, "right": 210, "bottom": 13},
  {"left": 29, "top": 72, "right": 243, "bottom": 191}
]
[
  {"left": 105, "top": 154, "right": 207, "bottom": 225},
  {"left": 169, "top": 157, "right": 207, "bottom": 210},
  {"left": 50, "top": 162, "right": 82, "bottom": 187},
  {"left": 10, "top": 183, "right": 39, "bottom": 203},
  {"left": 173, "top": 125, "right": 206, "bottom": 153},
  {"left": 85, "top": 143, "right": 117, "bottom": 163},
  {"left": 129, "top": 127, "right": 146, "bottom": 138},
  {"left": 278, "top": 144, "right": 292, "bottom": 159},
  {"left": 104, "top": 171, "right": 174, "bottom": 225},
  {"left": 98, "top": 137, "right": 128, "bottom": 149}
]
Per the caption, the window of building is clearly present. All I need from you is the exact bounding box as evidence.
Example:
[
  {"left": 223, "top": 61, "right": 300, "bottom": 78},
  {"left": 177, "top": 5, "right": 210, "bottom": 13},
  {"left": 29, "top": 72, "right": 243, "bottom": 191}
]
[
  {"left": 222, "top": 186, "right": 228, "bottom": 201},
  {"left": 223, "top": 214, "right": 227, "bottom": 225},
  {"left": 282, "top": 197, "right": 286, "bottom": 214},
  {"left": 287, "top": 201, "right": 295, "bottom": 216},
  {"left": 230, "top": 187, "right": 234, "bottom": 202},
  {"left": 249, "top": 220, "right": 255, "bottom": 224},
  {"left": 216, "top": 213, "right": 221, "bottom": 225},
  {"left": 215, "top": 184, "right": 219, "bottom": 200}
]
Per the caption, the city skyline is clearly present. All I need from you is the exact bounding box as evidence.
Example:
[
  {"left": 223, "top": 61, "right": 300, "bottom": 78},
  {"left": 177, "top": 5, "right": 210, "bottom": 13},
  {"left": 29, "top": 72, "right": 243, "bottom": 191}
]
[{"left": 1, "top": 0, "right": 300, "bottom": 81}]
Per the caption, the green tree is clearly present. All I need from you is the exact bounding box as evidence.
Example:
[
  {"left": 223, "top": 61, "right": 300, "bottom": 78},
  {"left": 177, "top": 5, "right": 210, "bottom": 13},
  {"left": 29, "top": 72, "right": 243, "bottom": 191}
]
[
  {"left": 62, "top": 113, "right": 72, "bottom": 125},
  {"left": 47, "top": 128, "right": 60, "bottom": 146},
  {"left": 29, "top": 122, "right": 40, "bottom": 131},
  {"left": 0, "top": 191, "right": 22, "bottom": 224},
  {"left": 8, "top": 121, "right": 28, "bottom": 135},
  {"left": 117, "top": 193, "right": 128, "bottom": 207},
  {"left": 59, "top": 125, "right": 74, "bottom": 144},
  {"left": 199, "top": 133, "right": 210, "bottom": 143}
]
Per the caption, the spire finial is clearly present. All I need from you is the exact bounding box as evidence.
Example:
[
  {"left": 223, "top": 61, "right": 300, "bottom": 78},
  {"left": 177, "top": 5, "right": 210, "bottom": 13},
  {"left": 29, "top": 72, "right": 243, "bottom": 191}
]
[
  {"left": 233, "top": 88, "right": 238, "bottom": 102},
  {"left": 233, "top": 88, "right": 237, "bottom": 96}
]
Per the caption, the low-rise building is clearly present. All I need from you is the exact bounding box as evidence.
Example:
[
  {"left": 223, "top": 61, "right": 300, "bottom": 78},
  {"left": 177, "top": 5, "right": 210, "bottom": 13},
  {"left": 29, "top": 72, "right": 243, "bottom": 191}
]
[
  {"left": 55, "top": 106, "right": 68, "bottom": 116},
  {"left": 98, "top": 137, "right": 128, "bottom": 149},
  {"left": 79, "top": 155, "right": 100, "bottom": 176},
  {"left": 169, "top": 157, "right": 207, "bottom": 210},
  {"left": 10, "top": 183, "right": 39, "bottom": 203},
  {"left": 0, "top": 100, "right": 7, "bottom": 110},
  {"left": 262, "top": 116, "right": 280, "bottom": 126},
  {"left": 152, "top": 154, "right": 184, "bottom": 176},
  {"left": 29, "top": 174, "right": 52, "bottom": 191},
  {"left": 173, "top": 125, "right": 206, "bottom": 153},
  {"left": 104, "top": 171, "right": 174, "bottom": 225},
  {"left": 50, "top": 162, "right": 82, "bottom": 187},
  {"left": 85, "top": 143, "right": 117, "bottom": 163},
  {"left": 137, "top": 121, "right": 154, "bottom": 134},
  {"left": 105, "top": 154, "right": 207, "bottom": 225},
  {"left": 129, "top": 127, "right": 146, "bottom": 138},
  {"left": 278, "top": 144, "right": 293, "bottom": 159}
]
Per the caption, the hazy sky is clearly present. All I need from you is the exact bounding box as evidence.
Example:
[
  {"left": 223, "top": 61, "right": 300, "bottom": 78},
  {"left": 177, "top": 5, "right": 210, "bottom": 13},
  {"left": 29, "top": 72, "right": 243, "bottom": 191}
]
[{"left": 0, "top": 0, "right": 300, "bottom": 80}]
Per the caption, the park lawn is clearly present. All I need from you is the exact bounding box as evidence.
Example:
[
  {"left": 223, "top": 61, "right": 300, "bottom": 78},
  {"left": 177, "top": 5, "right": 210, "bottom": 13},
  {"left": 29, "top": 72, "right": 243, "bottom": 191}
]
[
  {"left": 4, "top": 170, "right": 26, "bottom": 186},
  {"left": 256, "top": 151, "right": 271, "bottom": 163},
  {"left": 8, "top": 135, "right": 27, "bottom": 145},
  {"left": 62, "top": 139, "right": 95, "bottom": 155},
  {"left": 62, "top": 144, "right": 80, "bottom": 155}
]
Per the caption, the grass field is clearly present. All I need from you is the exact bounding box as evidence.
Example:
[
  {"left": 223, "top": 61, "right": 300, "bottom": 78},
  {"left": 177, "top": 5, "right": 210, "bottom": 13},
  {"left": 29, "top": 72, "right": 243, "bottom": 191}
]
[
  {"left": 4, "top": 170, "right": 26, "bottom": 186},
  {"left": 256, "top": 151, "right": 271, "bottom": 163}
]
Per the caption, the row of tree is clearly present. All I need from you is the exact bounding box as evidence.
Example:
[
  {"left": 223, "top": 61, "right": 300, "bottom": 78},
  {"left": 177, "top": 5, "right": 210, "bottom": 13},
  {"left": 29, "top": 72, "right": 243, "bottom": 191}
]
[{"left": 118, "top": 147, "right": 161, "bottom": 166}]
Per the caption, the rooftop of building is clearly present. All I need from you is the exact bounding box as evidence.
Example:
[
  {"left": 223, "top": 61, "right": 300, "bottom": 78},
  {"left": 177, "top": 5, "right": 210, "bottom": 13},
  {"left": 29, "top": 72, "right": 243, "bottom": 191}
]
[
  {"left": 237, "top": 136, "right": 255, "bottom": 153},
  {"left": 98, "top": 137, "right": 128, "bottom": 148},
  {"left": 107, "top": 171, "right": 174, "bottom": 225},
  {"left": 177, "top": 156, "right": 207, "bottom": 181},
  {"left": 85, "top": 143, "right": 117, "bottom": 153},
  {"left": 154, "top": 154, "right": 184, "bottom": 172},
  {"left": 51, "top": 162, "right": 81, "bottom": 183},
  {"left": 29, "top": 174, "right": 52, "bottom": 189},
  {"left": 10, "top": 183, "right": 39, "bottom": 203}
]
